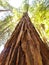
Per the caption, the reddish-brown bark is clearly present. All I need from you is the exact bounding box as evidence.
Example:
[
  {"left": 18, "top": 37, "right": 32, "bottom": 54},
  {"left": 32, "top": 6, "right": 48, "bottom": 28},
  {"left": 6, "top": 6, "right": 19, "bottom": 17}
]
[{"left": 0, "top": 13, "right": 49, "bottom": 65}]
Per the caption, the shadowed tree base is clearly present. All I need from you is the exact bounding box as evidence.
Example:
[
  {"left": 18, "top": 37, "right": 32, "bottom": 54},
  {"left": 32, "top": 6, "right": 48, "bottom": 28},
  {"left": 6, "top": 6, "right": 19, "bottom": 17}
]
[{"left": 0, "top": 13, "right": 49, "bottom": 65}]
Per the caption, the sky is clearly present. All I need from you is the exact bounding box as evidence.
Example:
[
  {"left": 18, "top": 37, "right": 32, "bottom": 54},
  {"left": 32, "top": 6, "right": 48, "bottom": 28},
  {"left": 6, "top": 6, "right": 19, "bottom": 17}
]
[
  {"left": 0, "top": 0, "right": 33, "bottom": 21},
  {"left": 8, "top": 0, "right": 33, "bottom": 8},
  {"left": 8, "top": 0, "right": 23, "bottom": 8},
  {"left": 0, "top": 6, "right": 11, "bottom": 21},
  {"left": 0, "top": 45, "right": 4, "bottom": 53},
  {"left": 0, "top": 0, "right": 33, "bottom": 53}
]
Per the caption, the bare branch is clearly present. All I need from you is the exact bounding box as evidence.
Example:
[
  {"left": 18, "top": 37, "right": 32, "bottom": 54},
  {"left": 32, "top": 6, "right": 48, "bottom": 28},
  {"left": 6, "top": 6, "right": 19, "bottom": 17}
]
[{"left": 0, "top": 10, "right": 10, "bottom": 12}]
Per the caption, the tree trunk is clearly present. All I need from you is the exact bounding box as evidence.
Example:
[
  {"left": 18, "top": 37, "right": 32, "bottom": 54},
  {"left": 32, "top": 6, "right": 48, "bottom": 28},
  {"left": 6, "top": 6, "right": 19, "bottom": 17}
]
[{"left": 0, "top": 12, "right": 49, "bottom": 65}]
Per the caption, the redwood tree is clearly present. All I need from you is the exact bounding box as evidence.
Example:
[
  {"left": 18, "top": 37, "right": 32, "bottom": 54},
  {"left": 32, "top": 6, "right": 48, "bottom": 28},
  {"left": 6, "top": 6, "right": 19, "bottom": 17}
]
[{"left": 0, "top": 13, "right": 49, "bottom": 65}]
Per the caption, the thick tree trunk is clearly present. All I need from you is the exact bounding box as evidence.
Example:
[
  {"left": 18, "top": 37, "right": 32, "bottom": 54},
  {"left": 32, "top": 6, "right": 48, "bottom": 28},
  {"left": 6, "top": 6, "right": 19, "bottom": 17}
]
[{"left": 0, "top": 12, "right": 49, "bottom": 65}]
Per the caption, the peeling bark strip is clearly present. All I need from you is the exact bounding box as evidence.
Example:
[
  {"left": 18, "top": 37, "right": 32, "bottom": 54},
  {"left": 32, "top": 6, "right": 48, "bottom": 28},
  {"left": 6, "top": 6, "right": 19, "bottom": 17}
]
[{"left": 0, "top": 12, "right": 49, "bottom": 65}]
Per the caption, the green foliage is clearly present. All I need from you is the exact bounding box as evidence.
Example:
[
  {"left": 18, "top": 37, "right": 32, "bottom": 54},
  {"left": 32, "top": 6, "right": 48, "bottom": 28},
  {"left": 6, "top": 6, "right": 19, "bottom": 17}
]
[
  {"left": 0, "top": 0, "right": 13, "bottom": 10},
  {"left": 29, "top": 0, "right": 49, "bottom": 43},
  {"left": 0, "top": 0, "right": 49, "bottom": 45}
]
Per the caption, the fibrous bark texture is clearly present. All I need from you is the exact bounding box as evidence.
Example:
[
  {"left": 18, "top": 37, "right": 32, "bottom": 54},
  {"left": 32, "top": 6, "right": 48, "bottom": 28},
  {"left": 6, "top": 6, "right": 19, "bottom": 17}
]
[{"left": 0, "top": 13, "right": 49, "bottom": 65}]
